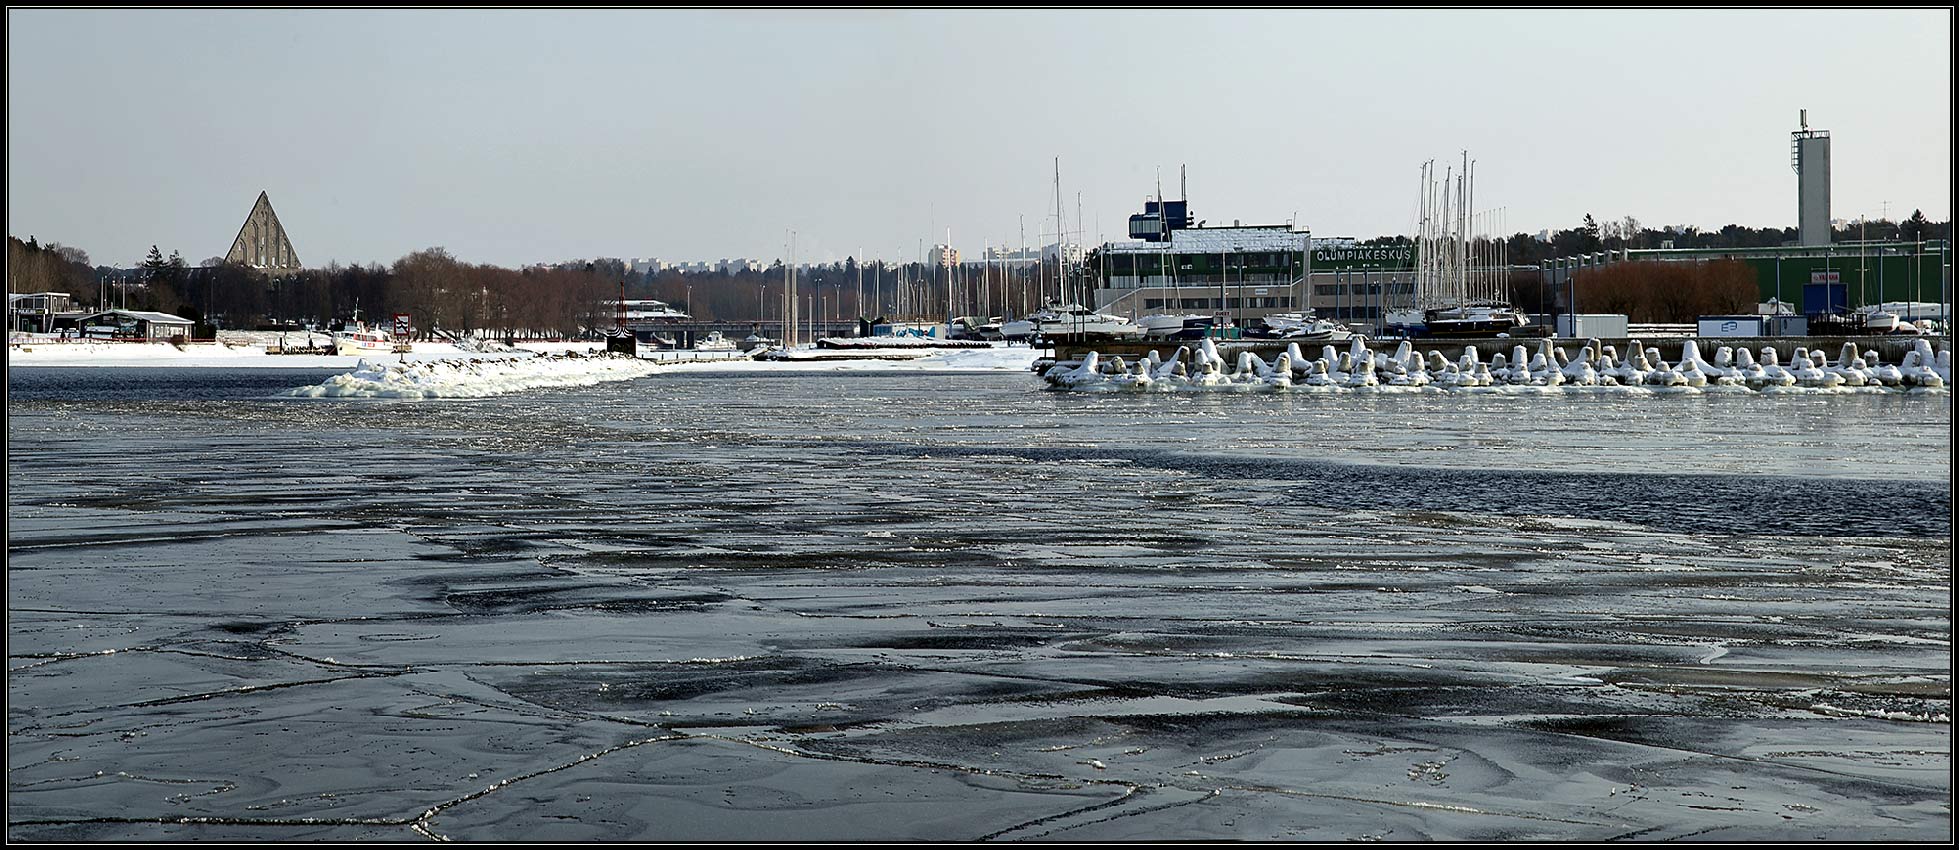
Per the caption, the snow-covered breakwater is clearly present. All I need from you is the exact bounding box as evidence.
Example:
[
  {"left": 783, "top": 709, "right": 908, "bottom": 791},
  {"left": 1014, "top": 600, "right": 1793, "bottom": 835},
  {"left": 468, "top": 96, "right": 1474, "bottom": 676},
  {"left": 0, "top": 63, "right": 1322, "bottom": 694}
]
[
  {"left": 287, "top": 352, "right": 659, "bottom": 399},
  {"left": 1044, "top": 336, "right": 1951, "bottom": 394}
]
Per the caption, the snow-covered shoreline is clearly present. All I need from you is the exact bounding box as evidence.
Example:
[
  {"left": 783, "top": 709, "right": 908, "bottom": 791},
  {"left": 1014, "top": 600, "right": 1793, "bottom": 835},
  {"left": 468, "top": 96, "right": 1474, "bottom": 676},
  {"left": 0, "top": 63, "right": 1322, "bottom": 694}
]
[
  {"left": 6, "top": 337, "right": 612, "bottom": 369},
  {"left": 8, "top": 338, "right": 1044, "bottom": 374}
]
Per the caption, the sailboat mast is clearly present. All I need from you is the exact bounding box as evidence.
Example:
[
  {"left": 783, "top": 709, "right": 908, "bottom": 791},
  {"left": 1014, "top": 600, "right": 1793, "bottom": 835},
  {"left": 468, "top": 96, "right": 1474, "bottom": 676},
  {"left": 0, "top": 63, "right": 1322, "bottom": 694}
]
[
  {"left": 1475, "top": 208, "right": 1481, "bottom": 304},
  {"left": 1054, "top": 157, "right": 1071, "bottom": 334},
  {"left": 1418, "top": 161, "right": 1429, "bottom": 309},
  {"left": 1459, "top": 151, "right": 1469, "bottom": 306},
  {"left": 777, "top": 242, "right": 783, "bottom": 342},
  {"left": 790, "top": 231, "right": 798, "bottom": 347},
  {"left": 1441, "top": 166, "right": 1452, "bottom": 307}
]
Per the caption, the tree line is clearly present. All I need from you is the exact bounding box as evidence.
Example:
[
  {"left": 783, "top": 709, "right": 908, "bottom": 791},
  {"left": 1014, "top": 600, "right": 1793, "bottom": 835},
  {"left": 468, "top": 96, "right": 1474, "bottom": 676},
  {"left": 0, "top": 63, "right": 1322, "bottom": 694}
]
[
  {"left": 8, "top": 236, "right": 1065, "bottom": 338},
  {"left": 1543, "top": 260, "right": 1759, "bottom": 323},
  {"left": 1362, "top": 210, "right": 1948, "bottom": 268},
  {"left": 8, "top": 236, "right": 97, "bottom": 304}
]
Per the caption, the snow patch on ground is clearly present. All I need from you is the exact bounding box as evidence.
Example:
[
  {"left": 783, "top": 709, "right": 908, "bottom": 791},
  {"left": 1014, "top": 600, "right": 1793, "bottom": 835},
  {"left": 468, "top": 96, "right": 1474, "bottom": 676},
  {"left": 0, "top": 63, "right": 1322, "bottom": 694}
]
[
  {"left": 9, "top": 339, "right": 483, "bottom": 369},
  {"left": 8, "top": 337, "right": 1038, "bottom": 373},
  {"left": 285, "top": 354, "right": 658, "bottom": 399}
]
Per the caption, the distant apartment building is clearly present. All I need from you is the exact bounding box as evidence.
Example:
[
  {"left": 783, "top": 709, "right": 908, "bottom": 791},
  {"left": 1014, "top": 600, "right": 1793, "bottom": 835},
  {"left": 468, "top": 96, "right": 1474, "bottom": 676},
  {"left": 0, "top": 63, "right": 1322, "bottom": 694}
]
[
  {"left": 1042, "top": 242, "right": 1086, "bottom": 265},
  {"left": 628, "top": 257, "right": 666, "bottom": 275},
  {"left": 970, "top": 244, "right": 1082, "bottom": 266},
  {"left": 984, "top": 246, "right": 1041, "bottom": 264},
  {"left": 929, "top": 244, "right": 961, "bottom": 268}
]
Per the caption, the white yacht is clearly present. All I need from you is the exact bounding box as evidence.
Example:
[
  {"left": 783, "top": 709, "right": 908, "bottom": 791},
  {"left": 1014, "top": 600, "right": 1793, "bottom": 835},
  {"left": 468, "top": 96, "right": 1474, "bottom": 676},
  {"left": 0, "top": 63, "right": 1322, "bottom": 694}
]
[
  {"left": 1422, "top": 304, "right": 1528, "bottom": 337},
  {"left": 1256, "top": 311, "right": 1316, "bottom": 334},
  {"left": 1138, "top": 313, "right": 1216, "bottom": 339},
  {"left": 1859, "top": 310, "right": 1922, "bottom": 335},
  {"left": 999, "top": 317, "right": 1038, "bottom": 341},
  {"left": 694, "top": 331, "right": 739, "bottom": 351},
  {"left": 1022, "top": 303, "right": 1143, "bottom": 342},
  {"left": 949, "top": 316, "right": 1005, "bottom": 341},
  {"left": 334, "top": 326, "right": 394, "bottom": 355},
  {"left": 1279, "top": 318, "right": 1357, "bottom": 343}
]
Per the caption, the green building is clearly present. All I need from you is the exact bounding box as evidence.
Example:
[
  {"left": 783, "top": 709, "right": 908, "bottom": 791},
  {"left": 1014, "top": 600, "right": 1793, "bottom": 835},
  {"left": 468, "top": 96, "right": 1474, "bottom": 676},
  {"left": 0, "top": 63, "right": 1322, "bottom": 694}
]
[{"left": 1544, "top": 240, "right": 1950, "bottom": 316}]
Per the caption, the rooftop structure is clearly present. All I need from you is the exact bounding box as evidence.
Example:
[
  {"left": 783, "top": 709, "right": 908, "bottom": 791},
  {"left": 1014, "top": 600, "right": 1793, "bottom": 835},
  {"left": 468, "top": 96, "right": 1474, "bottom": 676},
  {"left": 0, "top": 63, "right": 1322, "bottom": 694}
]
[
  {"left": 615, "top": 299, "right": 690, "bottom": 322},
  {"left": 75, "top": 308, "right": 195, "bottom": 340}
]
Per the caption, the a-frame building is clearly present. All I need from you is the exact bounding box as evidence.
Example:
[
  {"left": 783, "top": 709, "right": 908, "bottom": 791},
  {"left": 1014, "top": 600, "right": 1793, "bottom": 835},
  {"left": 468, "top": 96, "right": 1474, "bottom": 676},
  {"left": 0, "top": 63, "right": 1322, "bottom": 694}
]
[{"left": 225, "top": 191, "right": 301, "bottom": 274}]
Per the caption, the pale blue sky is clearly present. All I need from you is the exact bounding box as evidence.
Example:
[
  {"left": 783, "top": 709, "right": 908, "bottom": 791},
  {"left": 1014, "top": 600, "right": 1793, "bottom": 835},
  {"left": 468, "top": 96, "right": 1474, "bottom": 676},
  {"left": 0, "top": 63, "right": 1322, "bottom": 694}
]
[{"left": 7, "top": 9, "right": 1951, "bottom": 268}]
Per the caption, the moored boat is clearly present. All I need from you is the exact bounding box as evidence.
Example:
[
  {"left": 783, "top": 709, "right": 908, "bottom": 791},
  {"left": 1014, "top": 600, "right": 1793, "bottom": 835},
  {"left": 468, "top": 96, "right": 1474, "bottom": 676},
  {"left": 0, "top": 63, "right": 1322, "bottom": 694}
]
[
  {"left": 695, "top": 330, "right": 738, "bottom": 351},
  {"left": 1279, "top": 317, "right": 1357, "bottom": 342},
  {"left": 334, "top": 326, "right": 393, "bottom": 355},
  {"left": 949, "top": 316, "right": 1005, "bottom": 341},
  {"left": 1421, "top": 303, "right": 1527, "bottom": 338},
  {"left": 1028, "top": 303, "right": 1143, "bottom": 342},
  {"left": 1138, "top": 313, "right": 1217, "bottom": 340}
]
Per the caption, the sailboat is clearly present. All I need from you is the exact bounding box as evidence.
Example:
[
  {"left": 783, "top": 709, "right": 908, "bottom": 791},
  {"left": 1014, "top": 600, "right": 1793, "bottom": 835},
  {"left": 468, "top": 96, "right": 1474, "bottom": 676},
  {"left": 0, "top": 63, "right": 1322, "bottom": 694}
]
[
  {"left": 1269, "top": 314, "right": 1356, "bottom": 342},
  {"left": 1033, "top": 157, "right": 1141, "bottom": 343},
  {"left": 1415, "top": 153, "right": 1527, "bottom": 338},
  {"left": 1127, "top": 167, "right": 1214, "bottom": 340}
]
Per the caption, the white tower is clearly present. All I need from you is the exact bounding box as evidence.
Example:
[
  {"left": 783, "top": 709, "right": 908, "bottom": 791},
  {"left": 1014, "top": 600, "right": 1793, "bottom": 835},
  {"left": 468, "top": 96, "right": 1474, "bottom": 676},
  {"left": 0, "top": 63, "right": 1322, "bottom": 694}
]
[{"left": 1792, "top": 109, "right": 1831, "bottom": 246}]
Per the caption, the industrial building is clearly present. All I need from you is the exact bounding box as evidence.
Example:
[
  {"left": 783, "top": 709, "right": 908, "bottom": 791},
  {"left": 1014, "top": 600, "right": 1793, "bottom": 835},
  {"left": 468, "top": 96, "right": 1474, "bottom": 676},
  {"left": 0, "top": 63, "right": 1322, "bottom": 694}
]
[
  {"left": 1542, "top": 240, "right": 1949, "bottom": 319},
  {"left": 1540, "top": 111, "right": 1949, "bottom": 324}
]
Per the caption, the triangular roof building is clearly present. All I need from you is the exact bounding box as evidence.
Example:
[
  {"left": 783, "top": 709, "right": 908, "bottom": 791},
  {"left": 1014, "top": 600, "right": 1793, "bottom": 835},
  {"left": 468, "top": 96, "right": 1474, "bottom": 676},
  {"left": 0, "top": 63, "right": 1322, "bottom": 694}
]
[{"left": 225, "top": 191, "right": 301, "bottom": 273}]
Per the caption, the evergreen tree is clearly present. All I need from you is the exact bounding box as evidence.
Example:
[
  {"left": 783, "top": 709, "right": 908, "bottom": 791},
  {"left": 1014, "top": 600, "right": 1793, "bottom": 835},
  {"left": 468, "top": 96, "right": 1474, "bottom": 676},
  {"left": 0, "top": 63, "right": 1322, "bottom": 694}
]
[
  {"left": 142, "top": 245, "right": 166, "bottom": 279},
  {"left": 1903, "top": 209, "right": 1930, "bottom": 242}
]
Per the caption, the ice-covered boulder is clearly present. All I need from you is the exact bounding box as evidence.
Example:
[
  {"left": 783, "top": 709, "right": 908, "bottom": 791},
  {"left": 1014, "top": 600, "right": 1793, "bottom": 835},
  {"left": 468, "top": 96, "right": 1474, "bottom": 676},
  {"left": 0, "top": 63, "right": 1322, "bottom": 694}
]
[{"left": 1303, "top": 359, "right": 1336, "bottom": 387}]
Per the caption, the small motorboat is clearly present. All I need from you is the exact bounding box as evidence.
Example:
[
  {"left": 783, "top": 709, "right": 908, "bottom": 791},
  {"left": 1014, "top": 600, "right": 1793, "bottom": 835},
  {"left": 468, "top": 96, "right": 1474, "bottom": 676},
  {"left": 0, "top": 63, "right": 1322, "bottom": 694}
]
[{"left": 334, "top": 326, "right": 394, "bottom": 355}]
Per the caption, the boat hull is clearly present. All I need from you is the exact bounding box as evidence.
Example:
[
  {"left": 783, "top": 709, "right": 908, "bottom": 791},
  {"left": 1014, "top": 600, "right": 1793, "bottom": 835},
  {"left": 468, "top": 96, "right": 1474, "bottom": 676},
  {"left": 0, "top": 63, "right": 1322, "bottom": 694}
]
[{"left": 334, "top": 337, "right": 392, "bottom": 356}]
